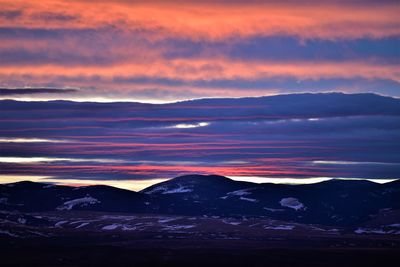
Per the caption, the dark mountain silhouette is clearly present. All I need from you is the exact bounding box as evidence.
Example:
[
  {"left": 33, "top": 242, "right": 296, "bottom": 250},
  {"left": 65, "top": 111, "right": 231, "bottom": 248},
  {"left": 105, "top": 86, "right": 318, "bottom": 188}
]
[
  {"left": 1, "top": 175, "right": 400, "bottom": 226},
  {"left": 2, "top": 93, "right": 400, "bottom": 120},
  {"left": 0, "top": 181, "right": 148, "bottom": 213}
]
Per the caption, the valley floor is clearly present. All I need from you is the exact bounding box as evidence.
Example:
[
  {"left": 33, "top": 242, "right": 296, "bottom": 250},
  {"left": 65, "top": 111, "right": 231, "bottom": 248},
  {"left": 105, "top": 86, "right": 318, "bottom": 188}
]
[
  {"left": 2, "top": 242, "right": 400, "bottom": 267},
  {"left": 1, "top": 211, "right": 400, "bottom": 266}
]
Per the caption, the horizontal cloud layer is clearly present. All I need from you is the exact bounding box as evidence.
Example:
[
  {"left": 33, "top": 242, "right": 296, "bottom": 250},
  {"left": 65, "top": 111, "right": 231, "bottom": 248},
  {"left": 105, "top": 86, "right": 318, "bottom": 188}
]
[
  {"left": 1, "top": 93, "right": 399, "bottom": 186},
  {"left": 0, "top": 0, "right": 399, "bottom": 101},
  {"left": 1, "top": 1, "right": 399, "bottom": 40}
]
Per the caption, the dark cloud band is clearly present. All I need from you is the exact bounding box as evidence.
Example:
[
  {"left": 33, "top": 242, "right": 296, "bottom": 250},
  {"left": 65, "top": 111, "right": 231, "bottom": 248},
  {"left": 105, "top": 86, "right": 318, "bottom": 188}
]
[{"left": 0, "top": 88, "right": 78, "bottom": 96}]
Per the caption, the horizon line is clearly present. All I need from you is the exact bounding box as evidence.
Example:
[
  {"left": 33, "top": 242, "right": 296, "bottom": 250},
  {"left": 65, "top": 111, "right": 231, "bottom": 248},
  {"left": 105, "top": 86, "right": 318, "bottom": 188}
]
[
  {"left": 1, "top": 175, "right": 397, "bottom": 193},
  {"left": 0, "top": 91, "right": 398, "bottom": 105}
]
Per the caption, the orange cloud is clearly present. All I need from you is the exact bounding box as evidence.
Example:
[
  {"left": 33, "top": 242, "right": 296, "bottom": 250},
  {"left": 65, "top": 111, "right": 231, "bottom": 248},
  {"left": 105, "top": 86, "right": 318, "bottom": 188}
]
[
  {"left": 1, "top": 56, "right": 398, "bottom": 102},
  {"left": 1, "top": 0, "right": 399, "bottom": 40},
  {"left": 1, "top": 58, "right": 398, "bottom": 82},
  {"left": 1, "top": 1, "right": 399, "bottom": 102}
]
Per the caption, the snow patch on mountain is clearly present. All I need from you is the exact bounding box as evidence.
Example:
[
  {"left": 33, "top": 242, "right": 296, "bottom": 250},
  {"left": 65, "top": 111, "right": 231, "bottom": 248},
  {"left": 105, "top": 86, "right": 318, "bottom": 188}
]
[
  {"left": 354, "top": 228, "right": 400, "bottom": 235},
  {"left": 239, "top": 196, "right": 258, "bottom": 202},
  {"left": 75, "top": 222, "right": 90, "bottom": 229},
  {"left": 55, "top": 220, "right": 68, "bottom": 227},
  {"left": 144, "top": 186, "right": 167, "bottom": 194},
  {"left": 163, "top": 186, "right": 193, "bottom": 194},
  {"left": 222, "top": 219, "right": 241, "bottom": 226},
  {"left": 221, "top": 188, "right": 258, "bottom": 201},
  {"left": 121, "top": 225, "right": 137, "bottom": 231},
  {"left": 264, "top": 225, "right": 294, "bottom": 230},
  {"left": 56, "top": 196, "right": 100, "bottom": 211},
  {"left": 102, "top": 224, "right": 120, "bottom": 230},
  {"left": 158, "top": 217, "right": 179, "bottom": 223},
  {"left": 101, "top": 215, "right": 136, "bottom": 220},
  {"left": 279, "top": 197, "right": 305, "bottom": 211},
  {"left": 227, "top": 188, "right": 254, "bottom": 196},
  {"left": 264, "top": 207, "right": 284, "bottom": 212},
  {"left": 145, "top": 184, "right": 193, "bottom": 194},
  {"left": 101, "top": 223, "right": 137, "bottom": 231},
  {"left": 162, "top": 224, "right": 196, "bottom": 231}
]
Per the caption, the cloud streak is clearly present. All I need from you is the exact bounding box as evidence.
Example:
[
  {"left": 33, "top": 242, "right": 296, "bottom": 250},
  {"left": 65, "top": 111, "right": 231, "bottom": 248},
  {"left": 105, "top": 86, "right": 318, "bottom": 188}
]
[
  {"left": 0, "top": 1, "right": 399, "bottom": 101},
  {"left": 1, "top": 94, "right": 399, "bottom": 185},
  {"left": 0, "top": 88, "right": 78, "bottom": 96},
  {"left": 1, "top": 1, "right": 399, "bottom": 40}
]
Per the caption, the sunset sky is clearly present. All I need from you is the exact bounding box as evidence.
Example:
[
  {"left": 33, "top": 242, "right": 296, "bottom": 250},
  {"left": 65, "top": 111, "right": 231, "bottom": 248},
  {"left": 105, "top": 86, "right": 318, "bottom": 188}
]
[
  {"left": 1, "top": 0, "right": 399, "bottom": 102},
  {"left": 0, "top": 0, "right": 399, "bottom": 190}
]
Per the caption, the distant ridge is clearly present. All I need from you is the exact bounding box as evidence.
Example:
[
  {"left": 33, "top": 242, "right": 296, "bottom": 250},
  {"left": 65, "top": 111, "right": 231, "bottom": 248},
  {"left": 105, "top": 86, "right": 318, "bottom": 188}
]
[
  {"left": 1, "top": 92, "right": 398, "bottom": 105},
  {"left": 1, "top": 174, "right": 399, "bottom": 226}
]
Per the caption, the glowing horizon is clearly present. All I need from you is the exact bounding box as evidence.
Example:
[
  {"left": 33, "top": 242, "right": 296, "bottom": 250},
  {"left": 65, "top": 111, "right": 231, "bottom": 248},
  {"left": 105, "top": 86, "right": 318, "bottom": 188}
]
[{"left": 0, "top": 174, "right": 396, "bottom": 192}]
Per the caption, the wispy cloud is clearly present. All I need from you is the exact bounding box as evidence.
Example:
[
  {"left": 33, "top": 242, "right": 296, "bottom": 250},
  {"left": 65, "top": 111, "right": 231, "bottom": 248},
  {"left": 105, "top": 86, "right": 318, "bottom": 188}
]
[
  {"left": 1, "top": 94, "right": 399, "bottom": 184},
  {"left": 0, "top": 137, "right": 71, "bottom": 143},
  {"left": 169, "top": 122, "right": 210, "bottom": 129},
  {"left": 0, "top": 1, "right": 398, "bottom": 101},
  {"left": 1, "top": 1, "right": 399, "bottom": 40},
  {"left": 0, "top": 157, "right": 128, "bottom": 164}
]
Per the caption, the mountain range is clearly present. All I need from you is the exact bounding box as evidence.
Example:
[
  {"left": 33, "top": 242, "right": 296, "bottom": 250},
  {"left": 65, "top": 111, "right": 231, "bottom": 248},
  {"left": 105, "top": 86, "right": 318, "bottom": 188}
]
[{"left": 1, "top": 175, "right": 400, "bottom": 227}]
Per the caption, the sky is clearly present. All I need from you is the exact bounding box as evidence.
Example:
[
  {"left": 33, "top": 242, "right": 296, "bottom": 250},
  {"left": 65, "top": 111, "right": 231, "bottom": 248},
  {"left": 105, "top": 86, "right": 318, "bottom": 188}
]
[
  {"left": 0, "top": 0, "right": 399, "bottom": 190},
  {"left": 0, "top": 0, "right": 399, "bottom": 102}
]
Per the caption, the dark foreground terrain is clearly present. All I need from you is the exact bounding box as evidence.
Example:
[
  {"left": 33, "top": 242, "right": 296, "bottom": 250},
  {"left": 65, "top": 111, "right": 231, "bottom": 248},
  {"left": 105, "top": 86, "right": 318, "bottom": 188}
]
[
  {"left": 1, "top": 211, "right": 400, "bottom": 267},
  {"left": 1, "top": 176, "right": 400, "bottom": 266},
  {"left": 2, "top": 239, "right": 400, "bottom": 267}
]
